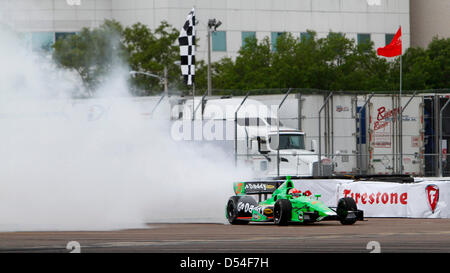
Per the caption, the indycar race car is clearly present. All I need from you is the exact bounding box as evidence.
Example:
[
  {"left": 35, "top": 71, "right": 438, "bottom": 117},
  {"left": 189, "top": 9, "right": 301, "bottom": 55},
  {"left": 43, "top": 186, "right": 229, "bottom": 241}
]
[{"left": 226, "top": 177, "right": 364, "bottom": 226}]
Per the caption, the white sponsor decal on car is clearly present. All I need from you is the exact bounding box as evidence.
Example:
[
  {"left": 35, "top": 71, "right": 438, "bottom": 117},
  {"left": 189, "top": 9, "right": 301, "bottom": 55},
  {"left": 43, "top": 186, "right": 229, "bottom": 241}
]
[{"left": 237, "top": 201, "right": 263, "bottom": 214}]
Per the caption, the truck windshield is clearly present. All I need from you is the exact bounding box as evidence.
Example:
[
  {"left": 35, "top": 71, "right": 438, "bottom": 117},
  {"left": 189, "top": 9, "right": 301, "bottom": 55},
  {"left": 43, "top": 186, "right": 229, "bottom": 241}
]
[{"left": 279, "top": 134, "right": 305, "bottom": 150}]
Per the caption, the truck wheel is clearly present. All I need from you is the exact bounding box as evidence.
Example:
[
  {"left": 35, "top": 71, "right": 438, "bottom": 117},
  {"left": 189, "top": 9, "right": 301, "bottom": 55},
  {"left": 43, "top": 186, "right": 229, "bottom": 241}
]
[
  {"left": 337, "top": 197, "right": 357, "bottom": 225},
  {"left": 226, "top": 196, "right": 254, "bottom": 225},
  {"left": 274, "top": 199, "right": 292, "bottom": 226}
]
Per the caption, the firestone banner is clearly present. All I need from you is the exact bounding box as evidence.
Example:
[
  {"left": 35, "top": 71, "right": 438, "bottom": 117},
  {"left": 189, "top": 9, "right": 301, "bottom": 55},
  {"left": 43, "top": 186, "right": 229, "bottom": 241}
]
[
  {"left": 337, "top": 182, "right": 408, "bottom": 217},
  {"left": 292, "top": 179, "right": 450, "bottom": 218},
  {"left": 336, "top": 181, "right": 449, "bottom": 218}
]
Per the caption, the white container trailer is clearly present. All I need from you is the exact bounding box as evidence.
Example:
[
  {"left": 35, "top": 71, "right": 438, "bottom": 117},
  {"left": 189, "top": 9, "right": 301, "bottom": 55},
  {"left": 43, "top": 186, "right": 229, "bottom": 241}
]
[
  {"left": 367, "top": 95, "right": 424, "bottom": 176},
  {"left": 254, "top": 93, "right": 358, "bottom": 174},
  {"left": 297, "top": 94, "right": 325, "bottom": 152},
  {"left": 330, "top": 94, "right": 358, "bottom": 174},
  {"left": 300, "top": 94, "right": 357, "bottom": 174}
]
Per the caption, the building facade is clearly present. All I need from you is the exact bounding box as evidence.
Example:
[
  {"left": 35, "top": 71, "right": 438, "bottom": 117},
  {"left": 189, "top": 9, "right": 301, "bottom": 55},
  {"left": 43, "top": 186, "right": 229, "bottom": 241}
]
[
  {"left": 410, "top": 0, "right": 450, "bottom": 48},
  {"left": 0, "top": 0, "right": 412, "bottom": 60}
]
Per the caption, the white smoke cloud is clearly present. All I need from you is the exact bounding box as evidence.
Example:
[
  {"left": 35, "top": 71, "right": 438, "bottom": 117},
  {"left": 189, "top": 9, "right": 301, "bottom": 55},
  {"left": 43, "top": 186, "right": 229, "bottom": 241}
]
[{"left": 0, "top": 23, "right": 251, "bottom": 231}]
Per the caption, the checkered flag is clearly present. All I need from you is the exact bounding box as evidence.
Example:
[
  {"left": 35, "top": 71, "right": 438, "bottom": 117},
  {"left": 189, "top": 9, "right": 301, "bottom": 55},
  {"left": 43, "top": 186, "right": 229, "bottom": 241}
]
[{"left": 178, "top": 8, "right": 196, "bottom": 86}]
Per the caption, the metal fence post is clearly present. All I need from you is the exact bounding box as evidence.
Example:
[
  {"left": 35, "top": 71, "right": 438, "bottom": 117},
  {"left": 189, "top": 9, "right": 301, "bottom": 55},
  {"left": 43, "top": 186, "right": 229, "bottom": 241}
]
[
  {"left": 235, "top": 91, "right": 250, "bottom": 167},
  {"left": 277, "top": 88, "right": 292, "bottom": 176},
  {"left": 439, "top": 97, "right": 450, "bottom": 177},
  {"left": 193, "top": 91, "right": 207, "bottom": 120},
  {"left": 357, "top": 93, "right": 374, "bottom": 175},
  {"left": 150, "top": 93, "right": 166, "bottom": 118},
  {"left": 399, "top": 91, "right": 418, "bottom": 174},
  {"left": 318, "top": 92, "right": 333, "bottom": 176}
]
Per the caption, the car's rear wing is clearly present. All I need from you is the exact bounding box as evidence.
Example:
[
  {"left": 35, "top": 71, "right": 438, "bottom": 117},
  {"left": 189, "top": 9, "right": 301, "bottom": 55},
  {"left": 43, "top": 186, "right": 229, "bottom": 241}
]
[{"left": 233, "top": 180, "right": 284, "bottom": 195}]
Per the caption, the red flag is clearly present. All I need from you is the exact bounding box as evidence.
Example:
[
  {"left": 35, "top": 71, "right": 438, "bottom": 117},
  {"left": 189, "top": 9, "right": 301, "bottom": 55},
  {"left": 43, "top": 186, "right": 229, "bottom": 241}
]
[{"left": 377, "top": 27, "right": 402, "bottom": 57}]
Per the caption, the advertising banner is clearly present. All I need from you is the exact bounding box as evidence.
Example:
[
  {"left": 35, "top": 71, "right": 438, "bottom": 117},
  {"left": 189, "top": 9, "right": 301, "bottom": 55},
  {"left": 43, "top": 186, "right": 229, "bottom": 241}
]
[
  {"left": 406, "top": 181, "right": 449, "bottom": 218},
  {"left": 336, "top": 182, "right": 408, "bottom": 217},
  {"left": 289, "top": 178, "right": 450, "bottom": 218},
  {"left": 336, "top": 180, "right": 450, "bottom": 218}
]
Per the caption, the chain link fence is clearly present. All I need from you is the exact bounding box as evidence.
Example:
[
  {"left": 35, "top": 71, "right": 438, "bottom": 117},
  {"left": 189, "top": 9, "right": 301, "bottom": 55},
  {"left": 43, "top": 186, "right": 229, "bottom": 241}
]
[{"left": 171, "top": 88, "right": 450, "bottom": 177}]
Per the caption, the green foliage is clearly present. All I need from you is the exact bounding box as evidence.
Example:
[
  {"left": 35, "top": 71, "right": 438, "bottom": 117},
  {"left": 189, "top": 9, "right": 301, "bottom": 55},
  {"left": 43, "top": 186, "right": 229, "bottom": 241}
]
[
  {"left": 52, "top": 20, "right": 181, "bottom": 96},
  {"left": 52, "top": 18, "right": 449, "bottom": 97},
  {"left": 123, "top": 21, "right": 180, "bottom": 95},
  {"left": 52, "top": 19, "right": 126, "bottom": 94},
  {"left": 196, "top": 32, "right": 449, "bottom": 95},
  {"left": 401, "top": 37, "right": 450, "bottom": 90}
]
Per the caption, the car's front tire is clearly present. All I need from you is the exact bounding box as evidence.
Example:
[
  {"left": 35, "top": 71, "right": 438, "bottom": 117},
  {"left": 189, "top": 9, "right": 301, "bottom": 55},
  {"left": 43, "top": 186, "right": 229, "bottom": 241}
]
[
  {"left": 337, "top": 197, "right": 358, "bottom": 225},
  {"left": 274, "top": 199, "right": 292, "bottom": 226}
]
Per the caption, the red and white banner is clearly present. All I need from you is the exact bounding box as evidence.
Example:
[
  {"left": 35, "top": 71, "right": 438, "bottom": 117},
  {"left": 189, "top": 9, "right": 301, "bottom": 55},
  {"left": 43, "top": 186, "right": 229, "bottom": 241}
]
[
  {"left": 406, "top": 181, "right": 449, "bottom": 218},
  {"left": 337, "top": 180, "right": 450, "bottom": 218},
  {"left": 292, "top": 178, "right": 450, "bottom": 218},
  {"left": 337, "top": 182, "right": 408, "bottom": 217}
]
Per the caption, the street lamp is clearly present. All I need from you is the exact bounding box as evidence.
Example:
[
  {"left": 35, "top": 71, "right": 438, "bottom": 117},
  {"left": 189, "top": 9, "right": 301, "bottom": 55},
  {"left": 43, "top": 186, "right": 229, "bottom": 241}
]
[
  {"left": 129, "top": 70, "right": 168, "bottom": 95},
  {"left": 207, "top": 18, "right": 222, "bottom": 96}
]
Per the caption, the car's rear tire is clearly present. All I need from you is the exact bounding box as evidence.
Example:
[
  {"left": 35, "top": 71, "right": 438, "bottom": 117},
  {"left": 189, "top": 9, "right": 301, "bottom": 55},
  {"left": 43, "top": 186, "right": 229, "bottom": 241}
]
[
  {"left": 337, "top": 197, "right": 357, "bottom": 225},
  {"left": 226, "top": 196, "right": 254, "bottom": 225},
  {"left": 274, "top": 199, "right": 292, "bottom": 226}
]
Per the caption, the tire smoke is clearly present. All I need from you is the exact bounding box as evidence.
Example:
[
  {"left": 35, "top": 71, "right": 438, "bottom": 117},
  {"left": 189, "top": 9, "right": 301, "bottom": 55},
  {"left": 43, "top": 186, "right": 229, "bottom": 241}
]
[{"left": 0, "top": 25, "right": 251, "bottom": 231}]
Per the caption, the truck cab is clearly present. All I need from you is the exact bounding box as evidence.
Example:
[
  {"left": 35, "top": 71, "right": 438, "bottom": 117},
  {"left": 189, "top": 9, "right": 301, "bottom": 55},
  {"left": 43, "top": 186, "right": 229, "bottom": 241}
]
[{"left": 248, "top": 127, "right": 330, "bottom": 177}]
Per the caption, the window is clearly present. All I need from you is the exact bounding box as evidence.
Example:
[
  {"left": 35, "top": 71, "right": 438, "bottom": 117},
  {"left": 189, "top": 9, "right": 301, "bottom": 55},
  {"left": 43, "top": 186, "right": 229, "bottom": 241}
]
[
  {"left": 385, "top": 34, "right": 395, "bottom": 46},
  {"left": 31, "top": 32, "right": 55, "bottom": 52},
  {"left": 300, "top": 32, "right": 312, "bottom": 41},
  {"left": 241, "top": 31, "right": 256, "bottom": 47},
  {"left": 271, "top": 32, "right": 284, "bottom": 51},
  {"left": 357, "top": 33, "right": 371, "bottom": 45},
  {"left": 212, "top": 31, "right": 226, "bottom": 51},
  {"left": 278, "top": 134, "right": 305, "bottom": 150},
  {"left": 55, "top": 32, "right": 76, "bottom": 41}
]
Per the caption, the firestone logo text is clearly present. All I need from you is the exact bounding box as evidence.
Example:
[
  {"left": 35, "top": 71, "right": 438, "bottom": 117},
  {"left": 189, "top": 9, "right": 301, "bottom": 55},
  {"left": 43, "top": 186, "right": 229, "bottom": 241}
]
[{"left": 343, "top": 189, "right": 407, "bottom": 205}]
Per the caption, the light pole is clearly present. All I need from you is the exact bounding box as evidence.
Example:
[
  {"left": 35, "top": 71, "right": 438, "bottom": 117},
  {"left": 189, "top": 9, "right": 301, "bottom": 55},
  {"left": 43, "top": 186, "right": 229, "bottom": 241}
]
[
  {"left": 129, "top": 70, "right": 168, "bottom": 96},
  {"left": 207, "top": 18, "right": 222, "bottom": 96}
]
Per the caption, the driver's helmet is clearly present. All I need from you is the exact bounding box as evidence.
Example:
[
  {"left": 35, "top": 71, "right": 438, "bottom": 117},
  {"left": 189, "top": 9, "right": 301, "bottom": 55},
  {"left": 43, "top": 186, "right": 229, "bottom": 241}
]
[{"left": 288, "top": 188, "right": 302, "bottom": 198}]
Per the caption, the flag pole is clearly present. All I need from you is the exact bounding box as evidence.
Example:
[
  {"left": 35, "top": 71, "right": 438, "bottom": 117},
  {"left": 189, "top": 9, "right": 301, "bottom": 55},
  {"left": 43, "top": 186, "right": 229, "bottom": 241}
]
[
  {"left": 192, "top": 83, "right": 195, "bottom": 120},
  {"left": 192, "top": 5, "right": 196, "bottom": 121},
  {"left": 376, "top": 25, "right": 403, "bottom": 173}
]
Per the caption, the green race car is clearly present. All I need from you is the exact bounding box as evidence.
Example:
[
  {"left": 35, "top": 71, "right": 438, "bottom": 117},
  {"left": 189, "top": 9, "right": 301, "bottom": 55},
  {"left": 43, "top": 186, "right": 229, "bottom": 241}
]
[{"left": 226, "top": 177, "right": 364, "bottom": 226}]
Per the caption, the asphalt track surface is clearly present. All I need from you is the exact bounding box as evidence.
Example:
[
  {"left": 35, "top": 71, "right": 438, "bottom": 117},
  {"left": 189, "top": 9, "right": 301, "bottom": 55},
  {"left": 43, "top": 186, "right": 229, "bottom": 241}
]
[{"left": 0, "top": 218, "right": 449, "bottom": 253}]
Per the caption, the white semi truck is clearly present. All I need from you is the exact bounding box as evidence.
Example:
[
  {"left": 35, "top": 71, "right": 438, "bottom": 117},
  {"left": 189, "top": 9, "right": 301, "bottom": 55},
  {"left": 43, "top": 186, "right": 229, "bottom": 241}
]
[{"left": 179, "top": 97, "right": 332, "bottom": 177}]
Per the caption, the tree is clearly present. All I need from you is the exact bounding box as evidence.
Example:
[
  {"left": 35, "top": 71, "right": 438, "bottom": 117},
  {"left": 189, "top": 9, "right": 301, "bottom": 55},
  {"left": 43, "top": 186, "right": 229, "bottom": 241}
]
[
  {"left": 212, "top": 36, "right": 274, "bottom": 91},
  {"left": 422, "top": 37, "right": 450, "bottom": 89},
  {"left": 201, "top": 31, "right": 450, "bottom": 94},
  {"left": 53, "top": 19, "right": 449, "bottom": 96},
  {"left": 52, "top": 19, "right": 126, "bottom": 95},
  {"left": 123, "top": 21, "right": 180, "bottom": 95}
]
